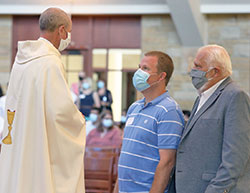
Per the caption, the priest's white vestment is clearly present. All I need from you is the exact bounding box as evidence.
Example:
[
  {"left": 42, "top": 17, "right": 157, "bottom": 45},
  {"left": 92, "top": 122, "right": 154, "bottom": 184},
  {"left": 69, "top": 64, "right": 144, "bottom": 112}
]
[{"left": 0, "top": 38, "right": 86, "bottom": 193}]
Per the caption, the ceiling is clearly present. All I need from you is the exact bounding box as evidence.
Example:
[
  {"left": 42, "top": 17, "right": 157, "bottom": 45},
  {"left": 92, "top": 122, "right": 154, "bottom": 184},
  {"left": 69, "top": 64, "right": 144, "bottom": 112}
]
[
  {"left": 0, "top": 0, "right": 249, "bottom": 15},
  {"left": 0, "top": 0, "right": 166, "bottom": 5},
  {"left": 0, "top": 0, "right": 249, "bottom": 5},
  {"left": 201, "top": 0, "right": 250, "bottom": 4}
]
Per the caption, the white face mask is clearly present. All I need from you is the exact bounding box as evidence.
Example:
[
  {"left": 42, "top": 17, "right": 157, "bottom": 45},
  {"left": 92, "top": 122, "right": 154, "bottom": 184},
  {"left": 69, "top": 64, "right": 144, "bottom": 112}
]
[{"left": 58, "top": 32, "right": 71, "bottom": 51}]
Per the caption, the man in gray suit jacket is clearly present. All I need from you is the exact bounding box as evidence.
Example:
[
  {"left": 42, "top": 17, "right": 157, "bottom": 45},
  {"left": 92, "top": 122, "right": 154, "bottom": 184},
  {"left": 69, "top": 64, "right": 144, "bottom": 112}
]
[{"left": 175, "top": 45, "right": 250, "bottom": 193}]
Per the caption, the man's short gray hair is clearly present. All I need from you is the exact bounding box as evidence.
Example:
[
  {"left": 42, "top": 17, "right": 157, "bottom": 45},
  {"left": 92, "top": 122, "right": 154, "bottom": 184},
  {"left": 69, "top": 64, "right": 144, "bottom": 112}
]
[
  {"left": 39, "top": 8, "right": 70, "bottom": 32},
  {"left": 199, "top": 44, "right": 232, "bottom": 76}
]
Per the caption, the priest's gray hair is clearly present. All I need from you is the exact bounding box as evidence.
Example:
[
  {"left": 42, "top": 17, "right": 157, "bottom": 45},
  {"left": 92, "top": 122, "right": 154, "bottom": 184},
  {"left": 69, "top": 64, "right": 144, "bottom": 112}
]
[
  {"left": 198, "top": 44, "right": 232, "bottom": 76},
  {"left": 39, "top": 8, "right": 70, "bottom": 32}
]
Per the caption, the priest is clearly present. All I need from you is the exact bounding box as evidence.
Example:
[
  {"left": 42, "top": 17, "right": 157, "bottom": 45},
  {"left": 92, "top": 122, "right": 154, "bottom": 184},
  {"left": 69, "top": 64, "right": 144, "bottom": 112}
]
[{"left": 0, "top": 8, "right": 86, "bottom": 193}]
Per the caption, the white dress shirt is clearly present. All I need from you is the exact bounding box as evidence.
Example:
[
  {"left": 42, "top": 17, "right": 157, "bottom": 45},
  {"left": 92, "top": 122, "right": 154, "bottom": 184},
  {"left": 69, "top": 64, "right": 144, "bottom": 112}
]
[{"left": 196, "top": 78, "right": 227, "bottom": 113}]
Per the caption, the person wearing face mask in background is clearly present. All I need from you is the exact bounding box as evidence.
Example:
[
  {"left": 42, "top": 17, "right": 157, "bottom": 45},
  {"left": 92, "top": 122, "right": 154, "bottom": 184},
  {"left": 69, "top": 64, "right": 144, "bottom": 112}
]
[
  {"left": 114, "top": 51, "right": 184, "bottom": 193},
  {"left": 86, "top": 109, "right": 122, "bottom": 147},
  {"left": 70, "top": 71, "right": 86, "bottom": 104},
  {"left": 118, "top": 109, "right": 127, "bottom": 131},
  {"left": 0, "top": 8, "right": 86, "bottom": 193},
  {"left": 86, "top": 106, "right": 101, "bottom": 136},
  {"left": 97, "top": 80, "right": 113, "bottom": 112},
  {"left": 78, "top": 77, "right": 101, "bottom": 119},
  {"left": 182, "top": 110, "right": 191, "bottom": 125},
  {"left": 175, "top": 45, "right": 250, "bottom": 193},
  {"left": 71, "top": 71, "right": 86, "bottom": 100},
  {"left": 0, "top": 84, "right": 3, "bottom": 98}
]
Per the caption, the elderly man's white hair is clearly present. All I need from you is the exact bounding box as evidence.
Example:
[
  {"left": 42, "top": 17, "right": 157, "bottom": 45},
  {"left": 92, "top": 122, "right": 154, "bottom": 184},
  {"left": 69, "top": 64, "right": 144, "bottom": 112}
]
[
  {"left": 39, "top": 7, "right": 70, "bottom": 32},
  {"left": 198, "top": 44, "right": 232, "bottom": 76}
]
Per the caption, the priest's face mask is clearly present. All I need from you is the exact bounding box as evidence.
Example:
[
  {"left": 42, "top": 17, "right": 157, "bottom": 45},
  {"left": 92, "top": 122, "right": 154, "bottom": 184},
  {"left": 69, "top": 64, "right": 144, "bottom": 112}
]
[
  {"left": 58, "top": 20, "right": 72, "bottom": 51},
  {"left": 58, "top": 25, "right": 71, "bottom": 51}
]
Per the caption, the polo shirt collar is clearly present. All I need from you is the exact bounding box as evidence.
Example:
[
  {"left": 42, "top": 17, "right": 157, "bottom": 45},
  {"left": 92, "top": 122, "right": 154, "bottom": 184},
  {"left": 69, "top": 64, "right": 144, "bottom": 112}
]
[{"left": 141, "top": 90, "right": 169, "bottom": 107}]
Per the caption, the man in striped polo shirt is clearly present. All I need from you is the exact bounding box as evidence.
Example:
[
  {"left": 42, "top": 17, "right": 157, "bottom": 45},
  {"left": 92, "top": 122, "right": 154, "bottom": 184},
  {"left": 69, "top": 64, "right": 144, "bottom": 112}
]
[{"left": 117, "top": 51, "right": 185, "bottom": 193}]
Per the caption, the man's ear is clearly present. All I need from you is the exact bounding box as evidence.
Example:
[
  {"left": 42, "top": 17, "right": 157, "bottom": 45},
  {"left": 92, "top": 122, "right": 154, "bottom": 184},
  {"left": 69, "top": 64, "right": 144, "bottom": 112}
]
[
  {"left": 160, "top": 72, "right": 167, "bottom": 81},
  {"left": 213, "top": 67, "right": 220, "bottom": 78},
  {"left": 58, "top": 25, "right": 66, "bottom": 39}
]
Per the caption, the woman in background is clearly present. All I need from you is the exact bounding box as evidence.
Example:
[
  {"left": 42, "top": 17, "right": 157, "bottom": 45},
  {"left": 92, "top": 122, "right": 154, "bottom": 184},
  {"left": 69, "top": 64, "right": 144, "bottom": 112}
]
[
  {"left": 78, "top": 77, "right": 100, "bottom": 119},
  {"left": 86, "top": 109, "right": 122, "bottom": 147},
  {"left": 97, "top": 80, "right": 113, "bottom": 112},
  {"left": 86, "top": 107, "right": 100, "bottom": 136}
]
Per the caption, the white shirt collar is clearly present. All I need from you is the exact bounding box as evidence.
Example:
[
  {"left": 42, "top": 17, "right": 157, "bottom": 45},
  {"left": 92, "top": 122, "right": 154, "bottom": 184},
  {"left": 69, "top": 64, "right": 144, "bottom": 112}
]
[{"left": 196, "top": 77, "right": 227, "bottom": 113}]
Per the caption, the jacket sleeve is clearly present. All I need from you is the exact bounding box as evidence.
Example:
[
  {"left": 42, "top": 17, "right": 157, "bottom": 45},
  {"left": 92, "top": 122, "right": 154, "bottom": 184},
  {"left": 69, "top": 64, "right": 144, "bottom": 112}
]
[{"left": 205, "top": 90, "right": 250, "bottom": 193}]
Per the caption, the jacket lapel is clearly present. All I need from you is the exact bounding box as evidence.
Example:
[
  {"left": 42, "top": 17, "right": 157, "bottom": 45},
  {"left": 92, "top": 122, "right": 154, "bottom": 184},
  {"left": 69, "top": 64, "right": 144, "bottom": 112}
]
[
  {"left": 184, "top": 96, "right": 200, "bottom": 129},
  {"left": 181, "top": 77, "right": 232, "bottom": 141}
]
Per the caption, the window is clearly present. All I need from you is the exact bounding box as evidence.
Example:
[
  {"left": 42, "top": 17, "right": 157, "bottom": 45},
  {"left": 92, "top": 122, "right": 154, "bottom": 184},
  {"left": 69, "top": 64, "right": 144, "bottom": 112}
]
[{"left": 92, "top": 48, "right": 141, "bottom": 121}]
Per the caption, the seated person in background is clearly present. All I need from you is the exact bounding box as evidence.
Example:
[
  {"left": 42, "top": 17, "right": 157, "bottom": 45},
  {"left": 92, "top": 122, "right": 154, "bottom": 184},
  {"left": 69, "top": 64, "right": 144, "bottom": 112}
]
[
  {"left": 118, "top": 109, "right": 127, "bottom": 131},
  {"left": 182, "top": 109, "right": 191, "bottom": 125},
  {"left": 77, "top": 77, "right": 101, "bottom": 119},
  {"left": 97, "top": 80, "right": 113, "bottom": 112},
  {"left": 0, "top": 84, "right": 3, "bottom": 97},
  {"left": 86, "top": 109, "right": 122, "bottom": 147},
  {"left": 86, "top": 107, "right": 100, "bottom": 136}
]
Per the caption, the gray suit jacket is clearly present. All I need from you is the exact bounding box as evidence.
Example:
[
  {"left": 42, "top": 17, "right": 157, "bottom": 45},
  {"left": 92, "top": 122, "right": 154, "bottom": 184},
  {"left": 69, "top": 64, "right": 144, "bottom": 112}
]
[{"left": 175, "top": 77, "right": 250, "bottom": 193}]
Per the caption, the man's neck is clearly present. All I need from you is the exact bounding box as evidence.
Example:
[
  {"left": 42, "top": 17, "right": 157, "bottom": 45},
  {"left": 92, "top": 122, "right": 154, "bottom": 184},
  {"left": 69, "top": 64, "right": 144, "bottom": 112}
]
[
  {"left": 199, "top": 75, "right": 228, "bottom": 94},
  {"left": 40, "top": 32, "right": 59, "bottom": 49},
  {"left": 142, "top": 85, "right": 166, "bottom": 105}
]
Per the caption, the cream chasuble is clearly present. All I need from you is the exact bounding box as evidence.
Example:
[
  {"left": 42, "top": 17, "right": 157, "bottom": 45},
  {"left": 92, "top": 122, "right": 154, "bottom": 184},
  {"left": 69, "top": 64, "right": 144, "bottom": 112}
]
[{"left": 0, "top": 39, "right": 86, "bottom": 193}]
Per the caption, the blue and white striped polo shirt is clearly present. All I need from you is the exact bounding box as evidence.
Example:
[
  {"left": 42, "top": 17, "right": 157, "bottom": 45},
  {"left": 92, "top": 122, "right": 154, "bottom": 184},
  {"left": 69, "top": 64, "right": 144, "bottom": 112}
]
[{"left": 118, "top": 91, "right": 184, "bottom": 193}]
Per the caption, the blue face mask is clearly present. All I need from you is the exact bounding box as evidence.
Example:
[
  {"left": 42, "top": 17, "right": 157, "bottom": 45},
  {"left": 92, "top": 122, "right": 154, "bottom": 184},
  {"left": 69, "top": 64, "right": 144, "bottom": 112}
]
[
  {"left": 82, "top": 82, "right": 90, "bottom": 90},
  {"left": 121, "top": 115, "right": 126, "bottom": 123},
  {"left": 102, "top": 119, "right": 113, "bottom": 128},
  {"left": 97, "top": 81, "right": 105, "bottom": 89},
  {"left": 132, "top": 69, "right": 150, "bottom": 91},
  {"left": 89, "top": 113, "right": 98, "bottom": 122}
]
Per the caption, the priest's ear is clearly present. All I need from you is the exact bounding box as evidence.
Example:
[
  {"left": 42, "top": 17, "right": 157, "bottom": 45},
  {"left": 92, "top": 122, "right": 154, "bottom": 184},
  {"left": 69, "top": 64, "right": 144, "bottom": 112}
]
[{"left": 58, "top": 25, "right": 67, "bottom": 39}]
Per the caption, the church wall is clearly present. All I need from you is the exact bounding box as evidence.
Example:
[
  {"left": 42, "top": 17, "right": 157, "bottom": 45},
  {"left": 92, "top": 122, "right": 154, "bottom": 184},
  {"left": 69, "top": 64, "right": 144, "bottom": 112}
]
[{"left": 0, "top": 16, "right": 12, "bottom": 94}]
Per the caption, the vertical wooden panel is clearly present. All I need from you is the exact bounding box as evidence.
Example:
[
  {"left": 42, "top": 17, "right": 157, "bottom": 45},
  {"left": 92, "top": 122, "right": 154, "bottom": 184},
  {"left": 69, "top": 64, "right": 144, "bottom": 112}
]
[
  {"left": 12, "top": 16, "right": 40, "bottom": 63},
  {"left": 71, "top": 16, "right": 92, "bottom": 48},
  {"left": 92, "top": 17, "right": 109, "bottom": 48},
  {"left": 109, "top": 16, "right": 141, "bottom": 48},
  {"left": 85, "top": 17, "right": 93, "bottom": 76},
  {"left": 71, "top": 16, "right": 93, "bottom": 76}
]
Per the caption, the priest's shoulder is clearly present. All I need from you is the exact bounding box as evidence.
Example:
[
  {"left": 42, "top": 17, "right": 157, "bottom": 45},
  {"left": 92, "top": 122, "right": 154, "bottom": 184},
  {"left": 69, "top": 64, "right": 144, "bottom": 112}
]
[{"left": 41, "top": 55, "right": 63, "bottom": 71}]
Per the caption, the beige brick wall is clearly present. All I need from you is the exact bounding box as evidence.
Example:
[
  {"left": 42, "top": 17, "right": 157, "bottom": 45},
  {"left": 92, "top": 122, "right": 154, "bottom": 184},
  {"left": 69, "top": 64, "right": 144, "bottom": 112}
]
[
  {"left": 141, "top": 14, "right": 250, "bottom": 111},
  {"left": 207, "top": 14, "right": 250, "bottom": 95},
  {"left": 0, "top": 16, "right": 12, "bottom": 94},
  {"left": 141, "top": 15, "right": 198, "bottom": 110}
]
